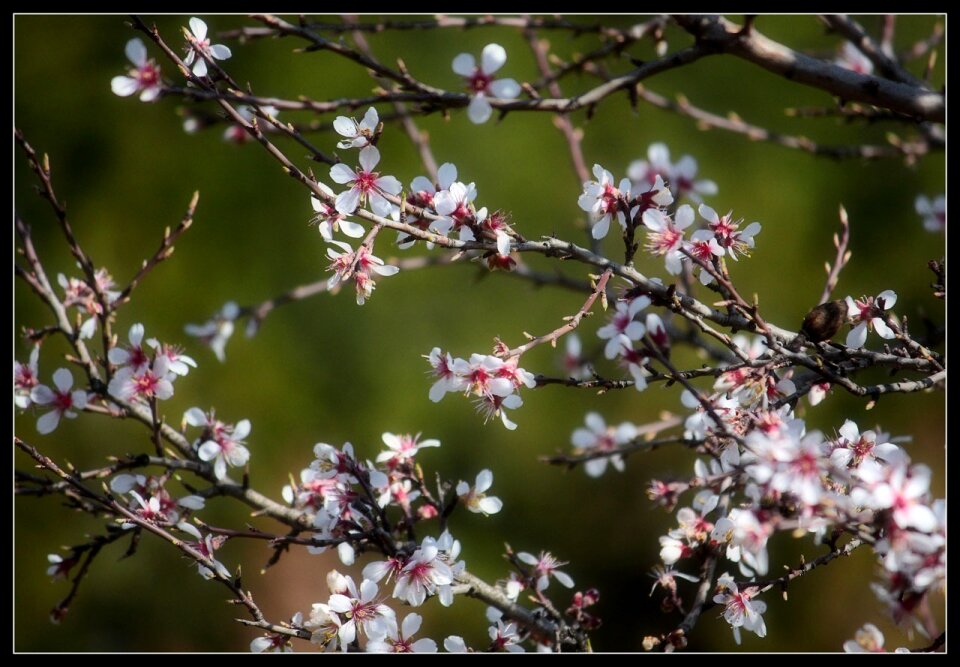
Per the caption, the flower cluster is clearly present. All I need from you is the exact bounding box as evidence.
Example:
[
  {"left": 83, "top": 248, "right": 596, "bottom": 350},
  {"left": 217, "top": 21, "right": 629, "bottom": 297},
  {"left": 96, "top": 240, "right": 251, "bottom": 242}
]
[
  {"left": 596, "top": 295, "right": 659, "bottom": 390},
  {"left": 628, "top": 143, "right": 718, "bottom": 204},
  {"left": 57, "top": 269, "right": 120, "bottom": 340},
  {"left": 644, "top": 380, "right": 944, "bottom": 645},
  {"left": 107, "top": 323, "right": 195, "bottom": 404},
  {"left": 424, "top": 348, "right": 535, "bottom": 429},
  {"left": 325, "top": 240, "right": 399, "bottom": 305}
]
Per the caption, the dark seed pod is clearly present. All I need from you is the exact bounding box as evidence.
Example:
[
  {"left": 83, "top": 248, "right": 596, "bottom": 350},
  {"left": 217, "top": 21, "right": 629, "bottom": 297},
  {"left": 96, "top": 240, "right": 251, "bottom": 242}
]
[{"left": 800, "top": 299, "right": 848, "bottom": 343}]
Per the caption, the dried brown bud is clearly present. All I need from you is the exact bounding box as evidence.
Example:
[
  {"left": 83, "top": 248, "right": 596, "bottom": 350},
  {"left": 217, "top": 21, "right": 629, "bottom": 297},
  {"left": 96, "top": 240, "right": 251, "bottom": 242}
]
[{"left": 799, "top": 299, "right": 848, "bottom": 343}]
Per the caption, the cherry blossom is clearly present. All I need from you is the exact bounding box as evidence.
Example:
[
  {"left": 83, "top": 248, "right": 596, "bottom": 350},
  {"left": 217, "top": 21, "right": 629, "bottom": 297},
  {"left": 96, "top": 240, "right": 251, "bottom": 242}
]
[
  {"left": 808, "top": 381, "right": 831, "bottom": 406},
  {"left": 376, "top": 432, "right": 440, "bottom": 469},
  {"left": 443, "top": 636, "right": 469, "bottom": 652},
  {"left": 327, "top": 577, "right": 396, "bottom": 648},
  {"left": 15, "top": 346, "right": 40, "bottom": 409},
  {"left": 329, "top": 145, "right": 402, "bottom": 217},
  {"left": 570, "top": 412, "right": 637, "bottom": 478},
  {"left": 560, "top": 333, "right": 590, "bottom": 381},
  {"left": 456, "top": 469, "right": 503, "bottom": 515},
  {"left": 642, "top": 205, "right": 695, "bottom": 274},
  {"left": 596, "top": 296, "right": 650, "bottom": 359},
  {"left": 184, "top": 301, "right": 239, "bottom": 362},
  {"left": 697, "top": 204, "right": 761, "bottom": 261},
  {"left": 303, "top": 602, "right": 341, "bottom": 651},
  {"left": 111, "top": 38, "right": 162, "bottom": 102},
  {"left": 842, "top": 623, "right": 904, "bottom": 653},
  {"left": 393, "top": 541, "right": 454, "bottom": 606},
  {"left": 845, "top": 290, "right": 897, "bottom": 348},
  {"left": 452, "top": 44, "right": 521, "bottom": 124},
  {"left": 311, "top": 182, "right": 364, "bottom": 240},
  {"left": 57, "top": 270, "right": 120, "bottom": 340},
  {"left": 177, "top": 521, "right": 231, "bottom": 580},
  {"left": 578, "top": 164, "right": 632, "bottom": 240},
  {"left": 333, "top": 107, "right": 380, "bottom": 149},
  {"left": 108, "top": 356, "right": 174, "bottom": 403},
  {"left": 488, "top": 620, "right": 525, "bottom": 653},
  {"left": 829, "top": 420, "right": 906, "bottom": 470},
  {"left": 713, "top": 572, "right": 767, "bottom": 644},
  {"left": 30, "top": 368, "right": 89, "bottom": 434},
  {"left": 366, "top": 613, "right": 437, "bottom": 653},
  {"left": 107, "top": 323, "right": 151, "bottom": 373},
  {"left": 856, "top": 463, "right": 938, "bottom": 532},
  {"left": 434, "top": 180, "right": 479, "bottom": 240},
  {"left": 685, "top": 229, "right": 725, "bottom": 285},
  {"left": 915, "top": 194, "right": 945, "bottom": 232},
  {"left": 325, "top": 240, "right": 400, "bottom": 305},
  {"left": 250, "top": 634, "right": 293, "bottom": 653},
  {"left": 184, "top": 407, "right": 252, "bottom": 480},
  {"left": 475, "top": 393, "right": 523, "bottom": 430},
  {"left": 628, "top": 143, "right": 718, "bottom": 203},
  {"left": 424, "top": 347, "right": 466, "bottom": 402},
  {"left": 399, "top": 163, "right": 459, "bottom": 247},
  {"left": 517, "top": 550, "right": 574, "bottom": 591},
  {"left": 183, "top": 17, "right": 232, "bottom": 78}
]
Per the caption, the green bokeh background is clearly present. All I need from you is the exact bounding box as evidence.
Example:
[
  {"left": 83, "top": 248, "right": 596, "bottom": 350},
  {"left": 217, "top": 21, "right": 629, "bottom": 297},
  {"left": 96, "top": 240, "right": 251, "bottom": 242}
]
[{"left": 15, "top": 15, "right": 944, "bottom": 652}]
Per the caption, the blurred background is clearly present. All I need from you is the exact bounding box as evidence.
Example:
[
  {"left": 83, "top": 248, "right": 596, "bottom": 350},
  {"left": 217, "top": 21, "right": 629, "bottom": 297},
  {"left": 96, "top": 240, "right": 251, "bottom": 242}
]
[{"left": 15, "top": 15, "right": 944, "bottom": 652}]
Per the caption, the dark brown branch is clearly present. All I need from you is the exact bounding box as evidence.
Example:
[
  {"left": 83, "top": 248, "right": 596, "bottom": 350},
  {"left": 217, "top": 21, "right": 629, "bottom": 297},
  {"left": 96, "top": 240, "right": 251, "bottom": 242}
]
[{"left": 673, "top": 15, "right": 944, "bottom": 123}]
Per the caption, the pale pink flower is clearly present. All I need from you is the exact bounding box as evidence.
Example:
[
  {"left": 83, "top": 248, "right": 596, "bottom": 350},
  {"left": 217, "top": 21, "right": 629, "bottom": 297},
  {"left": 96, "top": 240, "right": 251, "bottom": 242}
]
[
  {"left": 452, "top": 44, "right": 521, "bottom": 124},
  {"left": 399, "top": 163, "right": 460, "bottom": 247},
  {"left": 578, "top": 164, "right": 632, "bottom": 240},
  {"left": 376, "top": 432, "right": 441, "bottom": 469},
  {"left": 596, "top": 296, "right": 650, "bottom": 359},
  {"left": 183, "top": 17, "right": 232, "bottom": 78},
  {"left": 184, "top": 301, "right": 239, "bottom": 362},
  {"left": 642, "top": 205, "right": 695, "bottom": 274},
  {"left": 311, "top": 182, "right": 364, "bottom": 240},
  {"left": 433, "top": 180, "right": 479, "bottom": 240},
  {"left": 184, "top": 407, "right": 252, "bottom": 480},
  {"left": 488, "top": 620, "right": 524, "bottom": 653},
  {"left": 325, "top": 240, "right": 399, "bottom": 305},
  {"left": 845, "top": 290, "right": 897, "bottom": 348},
  {"left": 15, "top": 346, "right": 40, "bottom": 409},
  {"left": 107, "top": 323, "right": 152, "bottom": 373},
  {"left": 842, "top": 623, "right": 888, "bottom": 653},
  {"left": 329, "top": 145, "right": 402, "bottom": 217},
  {"left": 685, "top": 229, "right": 725, "bottom": 285},
  {"left": 30, "top": 368, "right": 89, "bottom": 434},
  {"left": 177, "top": 521, "right": 231, "bottom": 580},
  {"left": 475, "top": 393, "right": 523, "bottom": 430},
  {"left": 517, "top": 550, "right": 574, "bottom": 591},
  {"left": 328, "top": 577, "right": 396, "bottom": 648},
  {"left": 570, "top": 412, "right": 637, "bottom": 477},
  {"left": 333, "top": 106, "right": 380, "bottom": 150},
  {"left": 303, "top": 602, "right": 342, "bottom": 650},
  {"left": 394, "top": 543, "right": 454, "bottom": 607},
  {"left": 111, "top": 38, "right": 162, "bottom": 101},
  {"left": 456, "top": 469, "right": 503, "bottom": 515},
  {"left": 366, "top": 613, "right": 437, "bottom": 653},
  {"left": 424, "top": 347, "right": 465, "bottom": 401},
  {"left": 698, "top": 204, "right": 761, "bottom": 261},
  {"left": 108, "top": 356, "right": 174, "bottom": 403},
  {"left": 713, "top": 572, "right": 767, "bottom": 644}
]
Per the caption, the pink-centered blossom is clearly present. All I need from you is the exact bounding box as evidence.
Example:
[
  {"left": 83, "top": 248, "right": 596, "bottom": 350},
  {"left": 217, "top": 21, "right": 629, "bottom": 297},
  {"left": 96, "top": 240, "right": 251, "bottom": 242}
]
[
  {"left": 596, "top": 296, "right": 650, "bottom": 359},
  {"left": 434, "top": 180, "right": 479, "bottom": 240},
  {"left": 108, "top": 356, "right": 174, "bottom": 404},
  {"left": 578, "top": 164, "right": 632, "bottom": 240},
  {"left": 15, "top": 346, "right": 40, "bottom": 409},
  {"left": 329, "top": 145, "right": 402, "bottom": 217},
  {"left": 184, "top": 407, "right": 252, "bottom": 480},
  {"left": 30, "top": 368, "right": 89, "bottom": 434},
  {"left": 713, "top": 572, "right": 767, "bottom": 644},
  {"left": 311, "top": 182, "right": 364, "bottom": 240},
  {"left": 376, "top": 432, "right": 441, "bottom": 469},
  {"left": 452, "top": 44, "right": 521, "bottom": 124},
  {"left": 845, "top": 290, "right": 897, "bottom": 348},
  {"left": 642, "top": 205, "right": 695, "bottom": 274},
  {"left": 570, "top": 412, "right": 637, "bottom": 478},
  {"left": 393, "top": 543, "right": 454, "bottom": 607},
  {"left": 517, "top": 550, "right": 574, "bottom": 591},
  {"left": 698, "top": 204, "right": 761, "bottom": 261},
  {"left": 366, "top": 613, "right": 437, "bottom": 653},
  {"left": 333, "top": 106, "right": 380, "bottom": 150},
  {"left": 399, "top": 163, "right": 460, "bottom": 247},
  {"left": 111, "top": 38, "right": 162, "bottom": 102},
  {"left": 325, "top": 240, "right": 399, "bottom": 305},
  {"left": 328, "top": 577, "right": 396, "bottom": 648},
  {"left": 183, "top": 17, "right": 232, "bottom": 78}
]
